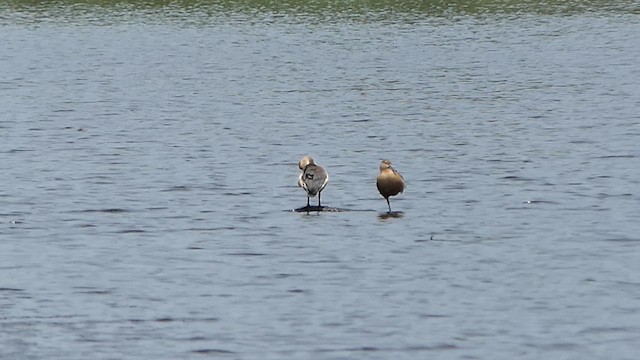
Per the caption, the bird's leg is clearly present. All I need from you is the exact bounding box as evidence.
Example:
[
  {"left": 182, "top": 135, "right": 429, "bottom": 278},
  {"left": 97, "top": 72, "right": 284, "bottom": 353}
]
[
  {"left": 386, "top": 198, "right": 391, "bottom": 213},
  {"left": 307, "top": 196, "right": 310, "bottom": 208},
  {"left": 318, "top": 191, "right": 322, "bottom": 207}
]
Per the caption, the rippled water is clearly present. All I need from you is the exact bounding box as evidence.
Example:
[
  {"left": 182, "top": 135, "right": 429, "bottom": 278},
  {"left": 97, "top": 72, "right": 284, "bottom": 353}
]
[{"left": 1, "top": 2, "right": 640, "bottom": 359}]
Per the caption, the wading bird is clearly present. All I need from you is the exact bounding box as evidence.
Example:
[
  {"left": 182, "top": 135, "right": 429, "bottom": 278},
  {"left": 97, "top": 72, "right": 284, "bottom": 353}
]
[
  {"left": 298, "top": 156, "right": 329, "bottom": 208},
  {"left": 376, "top": 159, "right": 405, "bottom": 212}
]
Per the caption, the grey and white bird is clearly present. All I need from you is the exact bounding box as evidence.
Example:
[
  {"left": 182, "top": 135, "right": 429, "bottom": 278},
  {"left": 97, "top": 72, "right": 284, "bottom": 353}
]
[
  {"left": 376, "top": 159, "right": 405, "bottom": 212},
  {"left": 298, "top": 156, "right": 329, "bottom": 208}
]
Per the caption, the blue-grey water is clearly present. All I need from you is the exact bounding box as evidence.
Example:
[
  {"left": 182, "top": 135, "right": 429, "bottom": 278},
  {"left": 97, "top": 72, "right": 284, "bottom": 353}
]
[{"left": 1, "top": 2, "right": 640, "bottom": 359}]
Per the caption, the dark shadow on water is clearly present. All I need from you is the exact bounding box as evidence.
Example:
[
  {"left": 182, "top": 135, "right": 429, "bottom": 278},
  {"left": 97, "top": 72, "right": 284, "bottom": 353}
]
[
  {"left": 290, "top": 206, "right": 375, "bottom": 213},
  {"left": 378, "top": 211, "right": 404, "bottom": 220}
]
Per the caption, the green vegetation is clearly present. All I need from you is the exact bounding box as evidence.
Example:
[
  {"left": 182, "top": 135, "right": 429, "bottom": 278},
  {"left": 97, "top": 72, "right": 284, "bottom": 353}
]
[{"left": 1, "top": 0, "right": 638, "bottom": 24}]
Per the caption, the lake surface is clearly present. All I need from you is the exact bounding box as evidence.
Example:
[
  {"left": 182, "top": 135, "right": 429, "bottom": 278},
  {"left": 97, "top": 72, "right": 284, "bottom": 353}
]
[{"left": 1, "top": 1, "right": 639, "bottom": 359}]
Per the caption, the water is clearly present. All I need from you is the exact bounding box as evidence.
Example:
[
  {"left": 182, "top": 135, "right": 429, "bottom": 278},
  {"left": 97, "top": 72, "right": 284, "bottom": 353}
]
[{"left": 1, "top": 1, "right": 640, "bottom": 359}]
